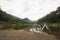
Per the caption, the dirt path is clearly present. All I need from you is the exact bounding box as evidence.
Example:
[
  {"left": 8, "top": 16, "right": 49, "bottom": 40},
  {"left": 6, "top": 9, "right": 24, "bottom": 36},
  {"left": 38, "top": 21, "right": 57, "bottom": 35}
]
[{"left": 0, "top": 30, "right": 58, "bottom": 40}]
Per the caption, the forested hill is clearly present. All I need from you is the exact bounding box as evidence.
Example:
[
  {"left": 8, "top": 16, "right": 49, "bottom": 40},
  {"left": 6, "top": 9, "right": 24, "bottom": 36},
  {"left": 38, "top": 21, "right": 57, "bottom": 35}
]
[
  {"left": 0, "top": 8, "right": 31, "bottom": 30},
  {"left": 0, "top": 8, "right": 29, "bottom": 24},
  {"left": 38, "top": 7, "right": 60, "bottom": 23}
]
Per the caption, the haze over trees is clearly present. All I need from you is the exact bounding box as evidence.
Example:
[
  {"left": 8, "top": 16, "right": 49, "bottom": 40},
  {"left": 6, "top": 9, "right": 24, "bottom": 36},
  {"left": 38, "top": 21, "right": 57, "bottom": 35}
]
[
  {"left": 0, "top": 8, "right": 31, "bottom": 30},
  {"left": 38, "top": 7, "right": 60, "bottom": 23},
  {"left": 37, "top": 7, "right": 60, "bottom": 32}
]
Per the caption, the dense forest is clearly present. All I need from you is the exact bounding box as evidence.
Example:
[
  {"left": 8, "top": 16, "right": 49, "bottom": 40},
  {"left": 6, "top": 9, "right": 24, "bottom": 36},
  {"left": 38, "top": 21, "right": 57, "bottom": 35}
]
[
  {"left": 0, "top": 8, "right": 30, "bottom": 23},
  {"left": 0, "top": 8, "right": 31, "bottom": 30},
  {"left": 37, "top": 7, "right": 60, "bottom": 31},
  {"left": 38, "top": 7, "right": 60, "bottom": 23}
]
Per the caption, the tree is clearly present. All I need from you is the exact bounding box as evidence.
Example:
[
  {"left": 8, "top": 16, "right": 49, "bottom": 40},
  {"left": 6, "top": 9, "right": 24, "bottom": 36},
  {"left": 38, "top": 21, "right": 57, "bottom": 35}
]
[{"left": 38, "top": 6, "right": 60, "bottom": 23}]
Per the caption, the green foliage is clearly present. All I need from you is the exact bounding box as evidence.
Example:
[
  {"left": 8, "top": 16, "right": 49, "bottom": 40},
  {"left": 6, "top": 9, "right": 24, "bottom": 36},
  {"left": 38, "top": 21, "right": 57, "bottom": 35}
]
[
  {"left": 38, "top": 7, "right": 60, "bottom": 23},
  {"left": 0, "top": 8, "right": 31, "bottom": 30},
  {"left": 37, "top": 7, "right": 60, "bottom": 31}
]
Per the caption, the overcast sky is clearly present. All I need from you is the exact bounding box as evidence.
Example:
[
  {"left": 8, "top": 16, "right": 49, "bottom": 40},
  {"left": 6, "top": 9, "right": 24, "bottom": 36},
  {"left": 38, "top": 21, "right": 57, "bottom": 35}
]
[{"left": 0, "top": 0, "right": 60, "bottom": 21}]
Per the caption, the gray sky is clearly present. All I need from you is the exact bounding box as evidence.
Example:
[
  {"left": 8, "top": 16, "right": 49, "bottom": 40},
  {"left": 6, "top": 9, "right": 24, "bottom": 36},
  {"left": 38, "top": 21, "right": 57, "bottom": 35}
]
[{"left": 0, "top": 0, "right": 60, "bottom": 21}]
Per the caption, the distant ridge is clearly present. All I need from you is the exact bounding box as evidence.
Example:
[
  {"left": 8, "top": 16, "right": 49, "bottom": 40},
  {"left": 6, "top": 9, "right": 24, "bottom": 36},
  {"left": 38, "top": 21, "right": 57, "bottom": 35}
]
[{"left": 22, "top": 18, "right": 32, "bottom": 23}]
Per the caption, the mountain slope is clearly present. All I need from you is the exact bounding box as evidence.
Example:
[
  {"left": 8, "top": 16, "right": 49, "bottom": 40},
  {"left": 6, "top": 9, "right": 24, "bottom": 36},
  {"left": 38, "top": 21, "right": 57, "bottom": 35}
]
[
  {"left": 0, "top": 9, "right": 29, "bottom": 24},
  {"left": 38, "top": 7, "right": 60, "bottom": 23},
  {"left": 0, "top": 8, "right": 30, "bottom": 30},
  {"left": 22, "top": 18, "right": 32, "bottom": 23}
]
